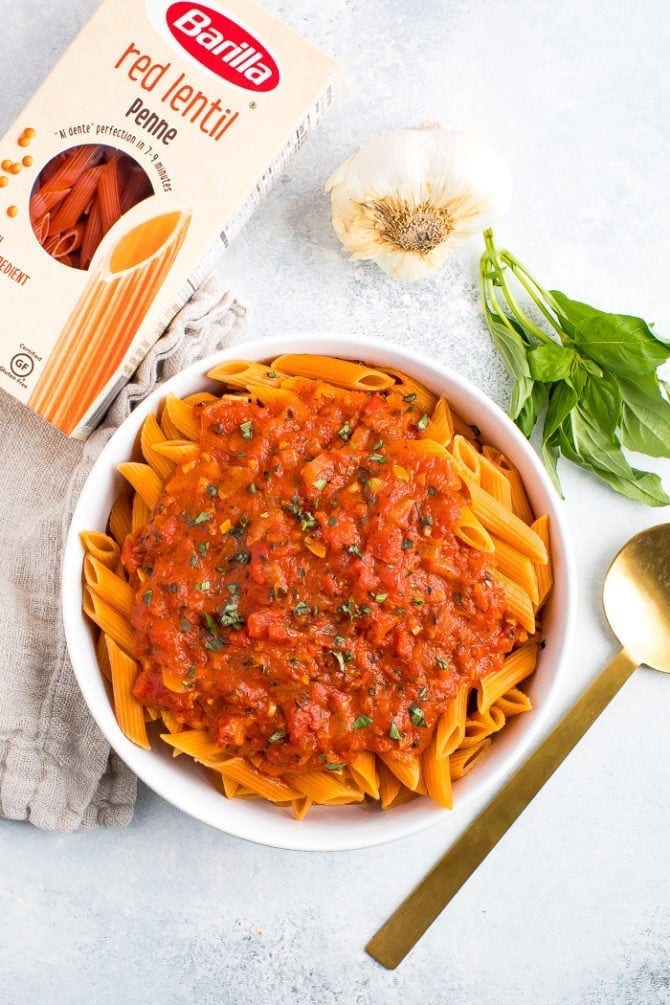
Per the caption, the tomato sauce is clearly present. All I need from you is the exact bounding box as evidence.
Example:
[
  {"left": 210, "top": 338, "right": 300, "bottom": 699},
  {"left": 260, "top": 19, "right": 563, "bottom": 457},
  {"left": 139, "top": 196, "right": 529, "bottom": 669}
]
[{"left": 123, "top": 377, "right": 516, "bottom": 774}]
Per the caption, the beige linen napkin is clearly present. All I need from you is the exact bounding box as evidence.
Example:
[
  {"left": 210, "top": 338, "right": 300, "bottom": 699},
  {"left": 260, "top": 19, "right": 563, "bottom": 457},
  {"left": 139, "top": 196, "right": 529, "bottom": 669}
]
[{"left": 0, "top": 274, "right": 245, "bottom": 830}]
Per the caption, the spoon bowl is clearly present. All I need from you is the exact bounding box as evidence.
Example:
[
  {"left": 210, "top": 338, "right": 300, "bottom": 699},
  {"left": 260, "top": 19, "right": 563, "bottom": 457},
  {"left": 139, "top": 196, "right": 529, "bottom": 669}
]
[{"left": 603, "top": 524, "right": 670, "bottom": 674}]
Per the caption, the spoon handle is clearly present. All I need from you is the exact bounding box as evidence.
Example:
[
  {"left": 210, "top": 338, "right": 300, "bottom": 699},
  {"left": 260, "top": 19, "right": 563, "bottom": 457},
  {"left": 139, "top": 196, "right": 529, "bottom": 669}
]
[{"left": 366, "top": 649, "right": 638, "bottom": 969}]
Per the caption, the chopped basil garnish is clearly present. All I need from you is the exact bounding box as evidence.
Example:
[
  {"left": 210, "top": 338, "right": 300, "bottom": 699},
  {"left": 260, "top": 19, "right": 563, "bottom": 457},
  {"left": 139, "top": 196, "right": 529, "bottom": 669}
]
[
  {"left": 189, "top": 553, "right": 199, "bottom": 568},
  {"left": 436, "top": 657, "right": 449, "bottom": 670},
  {"left": 219, "top": 602, "right": 245, "bottom": 630},
  {"left": 402, "top": 393, "right": 417, "bottom": 403},
  {"left": 401, "top": 538, "right": 413, "bottom": 550},
  {"left": 266, "top": 370, "right": 279, "bottom": 378},
  {"left": 198, "top": 542, "right": 210, "bottom": 555},
  {"left": 293, "top": 601, "right": 310, "bottom": 617},
  {"left": 328, "top": 516, "right": 337, "bottom": 526},
  {"left": 313, "top": 477, "right": 328, "bottom": 491},
  {"left": 240, "top": 420, "right": 254, "bottom": 439},
  {"left": 180, "top": 618, "right": 191, "bottom": 632},
  {"left": 203, "top": 612, "right": 218, "bottom": 633},
  {"left": 369, "top": 453, "right": 386, "bottom": 463},
  {"left": 352, "top": 715, "right": 373, "bottom": 730},
  {"left": 142, "top": 589, "right": 152, "bottom": 606},
  {"left": 231, "top": 551, "right": 251, "bottom": 565},
  {"left": 409, "top": 702, "right": 427, "bottom": 727},
  {"left": 248, "top": 482, "right": 257, "bottom": 494},
  {"left": 205, "top": 636, "right": 226, "bottom": 651},
  {"left": 428, "top": 486, "right": 438, "bottom": 496},
  {"left": 374, "top": 593, "right": 387, "bottom": 603},
  {"left": 389, "top": 722, "right": 402, "bottom": 740},
  {"left": 324, "top": 762, "right": 345, "bottom": 771},
  {"left": 418, "top": 685, "right": 428, "bottom": 700},
  {"left": 347, "top": 543, "right": 364, "bottom": 558},
  {"left": 412, "top": 597, "right": 425, "bottom": 607},
  {"left": 206, "top": 484, "right": 218, "bottom": 497},
  {"left": 187, "top": 511, "right": 212, "bottom": 527},
  {"left": 417, "top": 413, "right": 430, "bottom": 431},
  {"left": 338, "top": 422, "right": 352, "bottom": 441},
  {"left": 195, "top": 581, "right": 210, "bottom": 592},
  {"left": 268, "top": 730, "right": 287, "bottom": 744}
]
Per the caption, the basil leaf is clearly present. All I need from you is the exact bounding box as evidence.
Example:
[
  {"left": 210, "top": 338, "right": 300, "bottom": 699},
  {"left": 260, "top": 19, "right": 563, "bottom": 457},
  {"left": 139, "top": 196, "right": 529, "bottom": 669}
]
[
  {"left": 549, "top": 290, "right": 604, "bottom": 336},
  {"left": 560, "top": 400, "right": 670, "bottom": 507},
  {"left": 527, "top": 344, "right": 576, "bottom": 382},
  {"left": 352, "top": 715, "right": 372, "bottom": 730},
  {"left": 617, "top": 374, "right": 670, "bottom": 458},
  {"left": 509, "top": 376, "right": 537, "bottom": 425},
  {"left": 571, "top": 313, "right": 670, "bottom": 378},
  {"left": 516, "top": 381, "right": 547, "bottom": 438},
  {"left": 543, "top": 380, "right": 578, "bottom": 443}
]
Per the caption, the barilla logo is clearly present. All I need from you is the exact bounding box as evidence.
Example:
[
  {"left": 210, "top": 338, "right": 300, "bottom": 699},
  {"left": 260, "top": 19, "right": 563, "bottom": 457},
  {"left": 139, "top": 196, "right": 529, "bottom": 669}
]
[{"left": 166, "top": 3, "right": 280, "bottom": 91}]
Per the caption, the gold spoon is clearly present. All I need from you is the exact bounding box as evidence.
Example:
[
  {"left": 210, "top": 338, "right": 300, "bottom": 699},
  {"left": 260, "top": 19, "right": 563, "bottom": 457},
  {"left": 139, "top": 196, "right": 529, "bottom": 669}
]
[{"left": 367, "top": 523, "right": 670, "bottom": 969}]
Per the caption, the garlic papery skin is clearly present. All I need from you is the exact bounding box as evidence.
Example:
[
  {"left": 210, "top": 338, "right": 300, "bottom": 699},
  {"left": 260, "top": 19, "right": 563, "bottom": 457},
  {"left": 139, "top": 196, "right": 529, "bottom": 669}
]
[{"left": 325, "top": 127, "right": 512, "bottom": 281}]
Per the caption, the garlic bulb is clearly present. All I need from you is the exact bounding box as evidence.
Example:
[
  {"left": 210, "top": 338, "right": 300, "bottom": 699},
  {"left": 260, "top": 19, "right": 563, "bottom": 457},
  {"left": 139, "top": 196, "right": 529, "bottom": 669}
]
[{"left": 325, "top": 126, "right": 512, "bottom": 281}]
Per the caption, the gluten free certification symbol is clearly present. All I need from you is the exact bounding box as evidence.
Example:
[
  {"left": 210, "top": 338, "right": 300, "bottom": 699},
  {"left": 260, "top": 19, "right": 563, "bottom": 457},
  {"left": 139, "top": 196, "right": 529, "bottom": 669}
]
[{"left": 10, "top": 352, "right": 34, "bottom": 378}]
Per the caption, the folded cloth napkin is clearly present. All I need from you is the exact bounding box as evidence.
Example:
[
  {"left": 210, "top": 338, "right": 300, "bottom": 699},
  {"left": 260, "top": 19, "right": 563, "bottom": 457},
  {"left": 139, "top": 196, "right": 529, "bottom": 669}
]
[{"left": 0, "top": 273, "right": 245, "bottom": 830}]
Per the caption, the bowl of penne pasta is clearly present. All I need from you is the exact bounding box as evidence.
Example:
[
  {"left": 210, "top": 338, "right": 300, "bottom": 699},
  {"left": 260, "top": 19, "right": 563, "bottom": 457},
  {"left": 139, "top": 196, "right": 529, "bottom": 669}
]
[{"left": 63, "top": 335, "right": 575, "bottom": 850}]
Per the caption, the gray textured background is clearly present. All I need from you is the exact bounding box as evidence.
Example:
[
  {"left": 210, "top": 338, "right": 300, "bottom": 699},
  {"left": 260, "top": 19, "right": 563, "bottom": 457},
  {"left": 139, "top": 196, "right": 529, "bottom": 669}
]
[{"left": 1, "top": 0, "right": 670, "bottom": 1002}]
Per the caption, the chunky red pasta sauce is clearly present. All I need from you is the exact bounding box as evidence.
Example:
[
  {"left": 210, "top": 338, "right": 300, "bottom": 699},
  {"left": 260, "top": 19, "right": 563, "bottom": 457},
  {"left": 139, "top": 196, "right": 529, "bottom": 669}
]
[{"left": 123, "top": 377, "right": 517, "bottom": 775}]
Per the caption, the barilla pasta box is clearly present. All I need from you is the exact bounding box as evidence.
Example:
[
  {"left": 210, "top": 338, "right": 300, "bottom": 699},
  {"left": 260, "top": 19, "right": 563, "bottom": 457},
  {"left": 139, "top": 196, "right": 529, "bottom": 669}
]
[{"left": 0, "top": 0, "right": 338, "bottom": 438}]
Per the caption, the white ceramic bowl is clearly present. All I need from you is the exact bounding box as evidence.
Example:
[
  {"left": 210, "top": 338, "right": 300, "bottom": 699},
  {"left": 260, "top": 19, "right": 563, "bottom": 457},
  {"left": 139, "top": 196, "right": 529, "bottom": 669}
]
[{"left": 62, "top": 335, "right": 576, "bottom": 850}]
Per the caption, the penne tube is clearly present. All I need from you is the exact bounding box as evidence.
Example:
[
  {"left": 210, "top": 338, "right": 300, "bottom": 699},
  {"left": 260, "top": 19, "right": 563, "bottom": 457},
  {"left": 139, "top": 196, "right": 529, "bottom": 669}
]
[
  {"left": 271, "top": 353, "right": 395, "bottom": 391},
  {"left": 494, "top": 687, "right": 533, "bottom": 718},
  {"left": 131, "top": 492, "right": 151, "bottom": 533},
  {"left": 117, "top": 462, "right": 163, "bottom": 511},
  {"left": 479, "top": 455, "right": 513, "bottom": 510},
  {"left": 478, "top": 644, "right": 538, "bottom": 714},
  {"left": 207, "top": 360, "right": 286, "bottom": 388},
  {"left": 454, "top": 506, "right": 495, "bottom": 553},
  {"left": 467, "top": 481, "right": 546, "bottom": 563},
  {"left": 348, "top": 751, "right": 380, "bottom": 799},
  {"left": 378, "top": 753, "right": 426, "bottom": 794},
  {"left": 83, "top": 554, "right": 135, "bottom": 617},
  {"left": 152, "top": 440, "right": 199, "bottom": 464},
  {"left": 422, "top": 734, "right": 453, "bottom": 809},
  {"left": 106, "top": 636, "right": 150, "bottom": 749},
  {"left": 218, "top": 758, "right": 302, "bottom": 803},
  {"left": 140, "top": 413, "right": 176, "bottom": 482},
  {"left": 164, "top": 393, "right": 200, "bottom": 441},
  {"left": 450, "top": 434, "right": 482, "bottom": 482},
  {"left": 491, "top": 534, "right": 540, "bottom": 605},
  {"left": 450, "top": 407, "right": 479, "bottom": 442},
  {"left": 450, "top": 738, "right": 491, "bottom": 780},
  {"left": 160, "top": 729, "right": 225, "bottom": 761},
  {"left": 83, "top": 587, "right": 135, "bottom": 654},
  {"left": 429, "top": 396, "right": 454, "bottom": 446},
  {"left": 159, "top": 402, "right": 183, "bottom": 440},
  {"left": 383, "top": 368, "right": 438, "bottom": 413},
  {"left": 377, "top": 758, "right": 402, "bottom": 809},
  {"left": 95, "top": 628, "right": 112, "bottom": 683},
  {"left": 531, "top": 515, "right": 554, "bottom": 606},
  {"left": 460, "top": 707, "right": 506, "bottom": 748},
  {"left": 292, "top": 796, "right": 313, "bottom": 820},
  {"left": 288, "top": 769, "right": 365, "bottom": 805},
  {"left": 79, "top": 530, "right": 119, "bottom": 568},
  {"left": 483, "top": 447, "right": 535, "bottom": 524},
  {"left": 493, "top": 570, "right": 537, "bottom": 634},
  {"left": 435, "top": 688, "right": 469, "bottom": 760}
]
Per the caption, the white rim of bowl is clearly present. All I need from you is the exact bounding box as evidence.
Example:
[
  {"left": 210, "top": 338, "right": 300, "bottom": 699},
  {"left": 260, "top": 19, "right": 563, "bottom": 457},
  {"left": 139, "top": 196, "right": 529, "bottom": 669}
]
[{"left": 62, "top": 334, "right": 576, "bottom": 851}]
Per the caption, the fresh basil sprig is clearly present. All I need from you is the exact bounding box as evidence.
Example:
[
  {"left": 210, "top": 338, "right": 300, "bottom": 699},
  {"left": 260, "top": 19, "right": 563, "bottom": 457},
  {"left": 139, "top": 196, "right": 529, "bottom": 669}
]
[{"left": 479, "top": 229, "right": 670, "bottom": 506}]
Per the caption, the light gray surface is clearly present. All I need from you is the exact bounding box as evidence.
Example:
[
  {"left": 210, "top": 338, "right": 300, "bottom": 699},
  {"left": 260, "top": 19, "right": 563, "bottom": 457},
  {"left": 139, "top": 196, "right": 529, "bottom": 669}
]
[{"left": 2, "top": 0, "right": 670, "bottom": 1002}]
